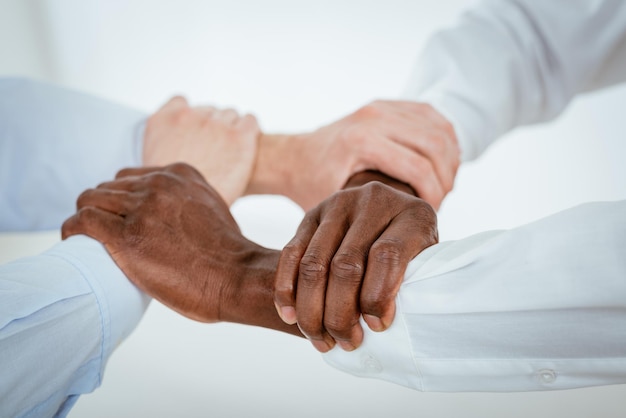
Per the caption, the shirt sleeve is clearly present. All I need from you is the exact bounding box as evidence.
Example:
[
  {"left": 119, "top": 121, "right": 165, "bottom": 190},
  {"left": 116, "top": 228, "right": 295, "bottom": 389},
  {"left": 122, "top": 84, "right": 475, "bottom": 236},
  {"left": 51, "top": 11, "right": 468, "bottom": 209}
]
[
  {"left": 0, "top": 78, "right": 147, "bottom": 232},
  {"left": 0, "top": 235, "right": 150, "bottom": 418},
  {"left": 323, "top": 200, "right": 626, "bottom": 392},
  {"left": 403, "top": 0, "right": 626, "bottom": 160}
]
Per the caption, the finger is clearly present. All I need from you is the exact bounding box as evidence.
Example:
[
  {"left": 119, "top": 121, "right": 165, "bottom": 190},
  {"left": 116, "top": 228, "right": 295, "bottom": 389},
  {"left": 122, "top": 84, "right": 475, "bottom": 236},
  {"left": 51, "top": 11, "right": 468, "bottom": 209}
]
[
  {"left": 193, "top": 105, "right": 217, "bottom": 116},
  {"left": 382, "top": 103, "right": 460, "bottom": 192},
  {"left": 115, "top": 166, "right": 164, "bottom": 179},
  {"left": 159, "top": 95, "right": 189, "bottom": 112},
  {"left": 389, "top": 125, "right": 459, "bottom": 193},
  {"left": 61, "top": 206, "right": 125, "bottom": 246},
  {"left": 275, "top": 213, "right": 320, "bottom": 324},
  {"left": 212, "top": 108, "right": 239, "bottom": 125},
  {"left": 360, "top": 134, "right": 446, "bottom": 209},
  {"left": 324, "top": 214, "right": 390, "bottom": 351},
  {"left": 76, "top": 188, "right": 135, "bottom": 215},
  {"left": 360, "top": 215, "right": 421, "bottom": 332},
  {"left": 235, "top": 113, "right": 260, "bottom": 132},
  {"left": 294, "top": 214, "right": 351, "bottom": 353}
]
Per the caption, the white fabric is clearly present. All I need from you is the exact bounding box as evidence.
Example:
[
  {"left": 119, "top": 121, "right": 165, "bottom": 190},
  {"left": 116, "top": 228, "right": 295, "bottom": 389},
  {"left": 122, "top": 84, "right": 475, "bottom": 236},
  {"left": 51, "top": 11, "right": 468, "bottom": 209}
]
[
  {"left": 404, "top": 0, "right": 626, "bottom": 160},
  {"left": 324, "top": 201, "right": 626, "bottom": 391},
  {"left": 325, "top": 0, "right": 626, "bottom": 391}
]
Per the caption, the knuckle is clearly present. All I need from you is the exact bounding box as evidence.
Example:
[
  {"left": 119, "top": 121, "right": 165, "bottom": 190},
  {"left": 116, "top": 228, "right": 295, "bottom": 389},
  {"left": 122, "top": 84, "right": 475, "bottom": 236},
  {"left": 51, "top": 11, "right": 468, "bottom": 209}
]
[
  {"left": 147, "top": 171, "right": 171, "bottom": 188},
  {"left": 297, "top": 315, "right": 325, "bottom": 340},
  {"left": 337, "top": 124, "right": 369, "bottom": 149},
  {"left": 76, "top": 188, "right": 95, "bottom": 209},
  {"left": 299, "top": 254, "right": 329, "bottom": 287},
  {"left": 273, "top": 282, "right": 294, "bottom": 304},
  {"left": 353, "top": 102, "right": 382, "bottom": 120},
  {"left": 360, "top": 292, "right": 390, "bottom": 317},
  {"left": 173, "top": 106, "right": 193, "bottom": 124},
  {"left": 330, "top": 252, "right": 364, "bottom": 282},
  {"left": 370, "top": 239, "right": 404, "bottom": 266},
  {"left": 324, "top": 315, "right": 357, "bottom": 338},
  {"left": 281, "top": 244, "right": 305, "bottom": 268},
  {"left": 115, "top": 167, "right": 133, "bottom": 179},
  {"left": 168, "top": 161, "right": 195, "bottom": 176},
  {"left": 74, "top": 206, "right": 98, "bottom": 227}
]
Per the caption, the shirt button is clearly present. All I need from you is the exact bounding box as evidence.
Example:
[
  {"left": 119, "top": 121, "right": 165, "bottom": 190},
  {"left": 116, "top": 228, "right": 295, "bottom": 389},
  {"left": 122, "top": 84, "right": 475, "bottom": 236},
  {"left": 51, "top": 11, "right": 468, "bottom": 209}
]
[
  {"left": 361, "top": 354, "right": 383, "bottom": 374},
  {"left": 538, "top": 369, "right": 557, "bottom": 384}
]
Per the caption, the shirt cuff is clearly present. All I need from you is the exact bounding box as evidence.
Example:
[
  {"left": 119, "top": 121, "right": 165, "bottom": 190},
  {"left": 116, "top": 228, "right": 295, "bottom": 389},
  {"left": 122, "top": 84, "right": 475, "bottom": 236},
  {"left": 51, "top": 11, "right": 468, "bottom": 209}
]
[{"left": 44, "top": 236, "right": 151, "bottom": 368}]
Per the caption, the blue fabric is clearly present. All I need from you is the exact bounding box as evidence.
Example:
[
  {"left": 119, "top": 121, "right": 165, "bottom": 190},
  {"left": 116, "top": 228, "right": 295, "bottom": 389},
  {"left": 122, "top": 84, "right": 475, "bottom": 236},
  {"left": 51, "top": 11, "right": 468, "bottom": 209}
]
[
  {"left": 0, "top": 78, "right": 150, "bottom": 416},
  {"left": 0, "top": 77, "right": 146, "bottom": 232}
]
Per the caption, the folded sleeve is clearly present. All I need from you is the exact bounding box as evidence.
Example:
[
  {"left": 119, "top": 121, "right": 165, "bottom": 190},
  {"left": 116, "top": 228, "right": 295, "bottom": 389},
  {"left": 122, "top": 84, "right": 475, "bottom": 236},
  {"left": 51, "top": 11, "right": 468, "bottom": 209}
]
[
  {"left": 0, "top": 236, "right": 150, "bottom": 418},
  {"left": 403, "top": 0, "right": 626, "bottom": 160},
  {"left": 0, "top": 78, "right": 147, "bottom": 232},
  {"left": 324, "top": 200, "right": 626, "bottom": 391}
]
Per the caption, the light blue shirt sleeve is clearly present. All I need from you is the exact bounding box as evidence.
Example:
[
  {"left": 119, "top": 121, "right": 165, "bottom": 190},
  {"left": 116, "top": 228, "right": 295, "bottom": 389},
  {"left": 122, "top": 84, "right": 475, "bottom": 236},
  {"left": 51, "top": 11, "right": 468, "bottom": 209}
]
[
  {"left": 0, "top": 78, "right": 147, "bottom": 232},
  {"left": 0, "top": 235, "right": 150, "bottom": 418},
  {"left": 0, "top": 78, "right": 151, "bottom": 416}
]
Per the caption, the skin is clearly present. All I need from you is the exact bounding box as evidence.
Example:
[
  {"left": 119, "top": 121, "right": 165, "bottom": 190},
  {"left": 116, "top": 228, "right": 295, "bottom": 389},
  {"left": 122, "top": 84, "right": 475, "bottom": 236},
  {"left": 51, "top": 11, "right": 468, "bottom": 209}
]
[
  {"left": 274, "top": 171, "right": 438, "bottom": 351},
  {"left": 142, "top": 96, "right": 260, "bottom": 206},
  {"left": 61, "top": 164, "right": 437, "bottom": 352},
  {"left": 247, "top": 100, "right": 460, "bottom": 211}
]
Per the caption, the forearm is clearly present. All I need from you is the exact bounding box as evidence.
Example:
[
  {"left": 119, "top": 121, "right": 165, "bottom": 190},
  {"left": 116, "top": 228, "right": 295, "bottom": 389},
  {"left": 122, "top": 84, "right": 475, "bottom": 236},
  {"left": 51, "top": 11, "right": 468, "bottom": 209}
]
[
  {"left": 324, "top": 200, "right": 626, "bottom": 391},
  {"left": 246, "top": 133, "right": 417, "bottom": 198},
  {"left": 220, "top": 244, "right": 303, "bottom": 337},
  {"left": 405, "top": 0, "right": 626, "bottom": 160},
  {"left": 343, "top": 170, "right": 416, "bottom": 196},
  {"left": 0, "top": 78, "right": 146, "bottom": 231},
  {"left": 245, "top": 133, "right": 298, "bottom": 197},
  {"left": 0, "top": 236, "right": 149, "bottom": 416}
]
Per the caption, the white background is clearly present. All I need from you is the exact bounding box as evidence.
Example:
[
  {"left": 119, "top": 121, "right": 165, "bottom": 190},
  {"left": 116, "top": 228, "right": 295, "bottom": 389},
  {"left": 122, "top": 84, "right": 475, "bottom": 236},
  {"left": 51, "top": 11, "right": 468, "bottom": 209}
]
[{"left": 1, "top": 0, "right": 625, "bottom": 417}]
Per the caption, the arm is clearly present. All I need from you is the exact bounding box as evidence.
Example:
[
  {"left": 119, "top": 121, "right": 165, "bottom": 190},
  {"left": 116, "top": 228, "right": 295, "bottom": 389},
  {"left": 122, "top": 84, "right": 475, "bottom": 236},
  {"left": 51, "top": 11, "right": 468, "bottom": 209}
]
[
  {"left": 245, "top": 101, "right": 460, "bottom": 211},
  {"left": 324, "top": 200, "right": 626, "bottom": 391},
  {"left": 0, "top": 79, "right": 258, "bottom": 232},
  {"left": 59, "top": 166, "right": 418, "bottom": 338},
  {"left": 62, "top": 164, "right": 626, "bottom": 391},
  {"left": 0, "top": 236, "right": 149, "bottom": 417},
  {"left": 0, "top": 78, "right": 145, "bottom": 231},
  {"left": 405, "top": 0, "right": 626, "bottom": 160},
  {"left": 273, "top": 170, "right": 438, "bottom": 352}
]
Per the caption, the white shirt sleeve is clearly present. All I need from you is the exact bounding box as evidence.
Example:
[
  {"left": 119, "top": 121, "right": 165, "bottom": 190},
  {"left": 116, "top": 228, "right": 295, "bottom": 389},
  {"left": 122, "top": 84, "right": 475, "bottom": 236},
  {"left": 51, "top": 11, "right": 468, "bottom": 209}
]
[
  {"left": 323, "top": 200, "right": 626, "bottom": 391},
  {"left": 404, "top": 0, "right": 626, "bottom": 160},
  {"left": 0, "top": 236, "right": 150, "bottom": 418},
  {"left": 0, "top": 78, "right": 147, "bottom": 232}
]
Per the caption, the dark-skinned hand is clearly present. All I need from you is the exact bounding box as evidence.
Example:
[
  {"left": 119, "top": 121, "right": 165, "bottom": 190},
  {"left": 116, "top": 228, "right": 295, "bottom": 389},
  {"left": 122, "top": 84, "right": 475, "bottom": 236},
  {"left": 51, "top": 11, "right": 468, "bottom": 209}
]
[
  {"left": 62, "top": 163, "right": 300, "bottom": 336},
  {"left": 274, "top": 171, "right": 438, "bottom": 352}
]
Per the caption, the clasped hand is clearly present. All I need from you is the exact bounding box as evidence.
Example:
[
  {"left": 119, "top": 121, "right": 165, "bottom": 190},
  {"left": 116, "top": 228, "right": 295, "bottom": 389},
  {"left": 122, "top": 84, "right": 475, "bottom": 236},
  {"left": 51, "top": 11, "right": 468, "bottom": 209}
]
[
  {"left": 62, "top": 163, "right": 438, "bottom": 352},
  {"left": 62, "top": 95, "right": 447, "bottom": 352}
]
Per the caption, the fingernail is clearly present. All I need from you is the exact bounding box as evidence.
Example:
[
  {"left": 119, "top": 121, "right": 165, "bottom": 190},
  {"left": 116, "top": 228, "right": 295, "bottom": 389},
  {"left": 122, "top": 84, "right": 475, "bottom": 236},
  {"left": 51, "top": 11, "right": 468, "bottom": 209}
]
[
  {"left": 337, "top": 340, "right": 356, "bottom": 352},
  {"left": 364, "top": 314, "right": 385, "bottom": 332},
  {"left": 276, "top": 305, "right": 297, "bottom": 325},
  {"left": 311, "top": 339, "right": 333, "bottom": 353}
]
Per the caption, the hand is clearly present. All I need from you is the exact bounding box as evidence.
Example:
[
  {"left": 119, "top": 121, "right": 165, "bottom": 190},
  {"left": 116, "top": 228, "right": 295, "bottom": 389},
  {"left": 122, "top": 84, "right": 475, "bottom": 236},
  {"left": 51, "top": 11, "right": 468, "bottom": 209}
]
[
  {"left": 62, "top": 163, "right": 299, "bottom": 336},
  {"left": 246, "top": 100, "right": 459, "bottom": 210},
  {"left": 274, "top": 172, "right": 438, "bottom": 352},
  {"left": 142, "top": 96, "right": 260, "bottom": 205}
]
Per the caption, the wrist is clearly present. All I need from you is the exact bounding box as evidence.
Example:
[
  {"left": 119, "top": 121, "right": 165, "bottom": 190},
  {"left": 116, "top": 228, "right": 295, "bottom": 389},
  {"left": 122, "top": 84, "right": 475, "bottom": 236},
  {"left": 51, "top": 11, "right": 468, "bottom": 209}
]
[
  {"left": 219, "top": 242, "right": 303, "bottom": 337},
  {"left": 344, "top": 170, "right": 416, "bottom": 196},
  {"left": 245, "top": 133, "right": 301, "bottom": 198}
]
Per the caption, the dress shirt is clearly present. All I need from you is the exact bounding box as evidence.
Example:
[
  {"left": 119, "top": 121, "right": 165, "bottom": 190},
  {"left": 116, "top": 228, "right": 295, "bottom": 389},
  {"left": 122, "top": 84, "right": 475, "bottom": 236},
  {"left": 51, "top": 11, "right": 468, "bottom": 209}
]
[
  {"left": 404, "top": 0, "right": 626, "bottom": 160},
  {"left": 0, "top": 78, "right": 150, "bottom": 417},
  {"left": 0, "top": 78, "right": 146, "bottom": 232},
  {"left": 324, "top": 200, "right": 626, "bottom": 391},
  {"left": 0, "top": 236, "right": 149, "bottom": 418},
  {"left": 324, "top": 0, "right": 626, "bottom": 391}
]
